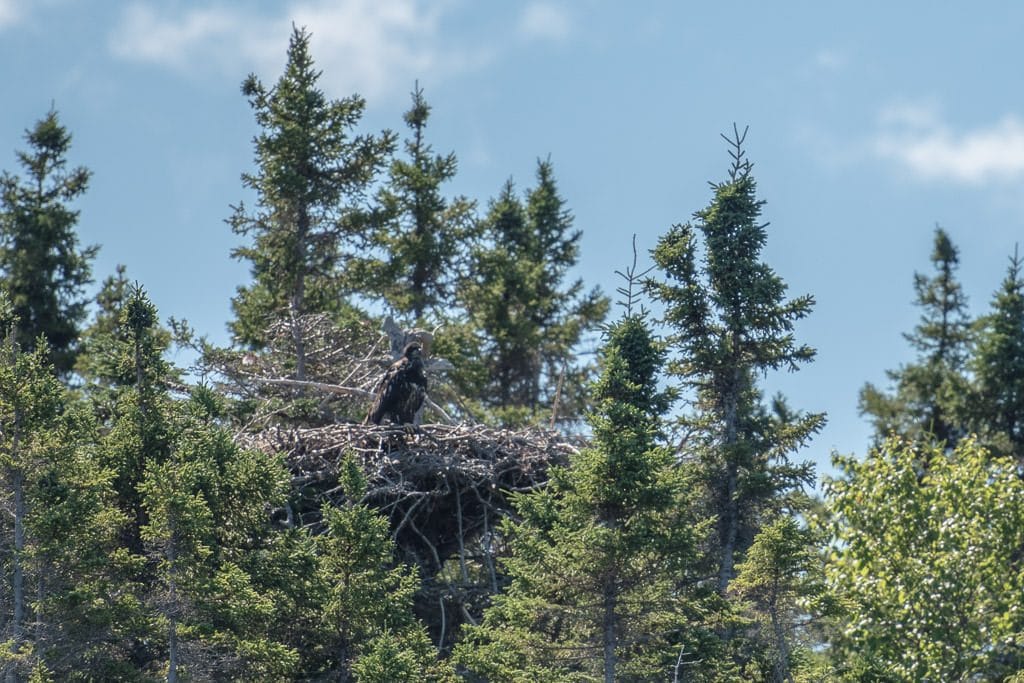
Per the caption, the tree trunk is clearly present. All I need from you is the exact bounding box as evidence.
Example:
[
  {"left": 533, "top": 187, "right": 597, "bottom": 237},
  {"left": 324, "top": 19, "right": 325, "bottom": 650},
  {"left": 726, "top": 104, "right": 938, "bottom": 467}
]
[
  {"left": 7, "top": 465, "right": 24, "bottom": 683},
  {"left": 717, "top": 364, "right": 741, "bottom": 594},
  {"left": 166, "top": 522, "right": 179, "bottom": 683},
  {"left": 769, "top": 603, "right": 793, "bottom": 683},
  {"left": 602, "top": 577, "right": 617, "bottom": 683}
]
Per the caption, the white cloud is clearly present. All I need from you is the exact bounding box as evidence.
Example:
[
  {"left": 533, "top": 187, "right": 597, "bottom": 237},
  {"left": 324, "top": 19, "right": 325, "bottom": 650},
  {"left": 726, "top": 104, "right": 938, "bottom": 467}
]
[
  {"left": 518, "top": 2, "right": 572, "bottom": 43},
  {"left": 872, "top": 103, "right": 1024, "bottom": 184},
  {"left": 108, "top": 0, "right": 481, "bottom": 101},
  {"left": 0, "top": 0, "right": 22, "bottom": 29}
]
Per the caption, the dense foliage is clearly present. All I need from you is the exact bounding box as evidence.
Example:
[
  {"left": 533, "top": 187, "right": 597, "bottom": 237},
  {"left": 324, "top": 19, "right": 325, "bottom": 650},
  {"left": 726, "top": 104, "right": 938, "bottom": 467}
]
[{"left": 2, "top": 24, "right": 1024, "bottom": 682}]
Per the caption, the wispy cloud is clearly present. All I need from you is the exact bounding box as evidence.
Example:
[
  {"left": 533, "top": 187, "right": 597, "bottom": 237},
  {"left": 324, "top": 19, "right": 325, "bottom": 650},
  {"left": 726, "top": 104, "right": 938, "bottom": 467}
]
[
  {"left": 518, "top": 2, "right": 572, "bottom": 43},
  {"left": 872, "top": 103, "right": 1024, "bottom": 184},
  {"left": 0, "top": 0, "right": 23, "bottom": 29},
  {"left": 108, "top": 0, "right": 484, "bottom": 101}
]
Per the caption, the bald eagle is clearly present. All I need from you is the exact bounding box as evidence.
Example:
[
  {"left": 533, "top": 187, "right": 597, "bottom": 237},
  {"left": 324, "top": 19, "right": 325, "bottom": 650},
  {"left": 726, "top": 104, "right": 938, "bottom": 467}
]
[{"left": 366, "top": 342, "right": 428, "bottom": 425}]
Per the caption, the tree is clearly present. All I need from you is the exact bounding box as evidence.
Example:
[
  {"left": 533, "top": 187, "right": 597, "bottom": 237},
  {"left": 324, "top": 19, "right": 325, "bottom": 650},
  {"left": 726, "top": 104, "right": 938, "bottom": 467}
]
[
  {"left": 970, "top": 245, "right": 1024, "bottom": 459},
  {"left": 455, "top": 277, "right": 704, "bottom": 681},
  {"left": 0, "top": 304, "right": 125, "bottom": 681},
  {"left": 360, "top": 83, "right": 476, "bottom": 323},
  {"left": 457, "top": 161, "right": 608, "bottom": 425},
  {"left": 316, "top": 456, "right": 454, "bottom": 681},
  {"left": 0, "top": 109, "right": 96, "bottom": 377},
  {"left": 824, "top": 437, "right": 1024, "bottom": 680},
  {"left": 731, "top": 515, "right": 836, "bottom": 682},
  {"left": 646, "top": 127, "right": 822, "bottom": 597},
  {"left": 229, "top": 26, "right": 395, "bottom": 380},
  {"left": 138, "top": 386, "right": 300, "bottom": 681},
  {"left": 859, "top": 227, "right": 971, "bottom": 449}
]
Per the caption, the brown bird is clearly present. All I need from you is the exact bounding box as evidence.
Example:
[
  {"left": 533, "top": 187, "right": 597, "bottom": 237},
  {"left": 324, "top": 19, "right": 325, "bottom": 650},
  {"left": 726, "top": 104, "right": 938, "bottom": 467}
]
[{"left": 366, "top": 342, "right": 428, "bottom": 425}]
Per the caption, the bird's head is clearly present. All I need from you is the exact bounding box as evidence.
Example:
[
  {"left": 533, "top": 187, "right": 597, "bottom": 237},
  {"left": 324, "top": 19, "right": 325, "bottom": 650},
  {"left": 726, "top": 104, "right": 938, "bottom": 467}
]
[{"left": 403, "top": 342, "right": 423, "bottom": 361}]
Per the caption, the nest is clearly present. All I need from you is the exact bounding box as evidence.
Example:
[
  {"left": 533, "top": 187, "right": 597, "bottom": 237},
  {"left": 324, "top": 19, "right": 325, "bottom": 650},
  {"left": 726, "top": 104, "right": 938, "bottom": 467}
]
[{"left": 243, "top": 422, "right": 580, "bottom": 574}]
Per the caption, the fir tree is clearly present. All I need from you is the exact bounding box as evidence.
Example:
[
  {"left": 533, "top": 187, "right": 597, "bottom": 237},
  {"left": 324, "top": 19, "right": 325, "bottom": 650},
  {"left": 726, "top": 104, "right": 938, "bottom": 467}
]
[
  {"left": 0, "top": 109, "right": 96, "bottom": 377},
  {"left": 646, "top": 126, "right": 822, "bottom": 599},
  {"left": 0, "top": 305, "right": 124, "bottom": 680},
  {"left": 361, "top": 83, "right": 476, "bottom": 323},
  {"left": 970, "top": 245, "right": 1024, "bottom": 459},
  {"left": 229, "top": 26, "right": 395, "bottom": 380},
  {"left": 456, "top": 261, "right": 703, "bottom": 681},
  {"left": 859, "top": 227, "right": 971, "bottom": 449},
  {"left": 316, "top": 456, "right": 454, "bottom": 681},
  {"left": 458, "top": 161, "right": 608, "bottom": 425}
]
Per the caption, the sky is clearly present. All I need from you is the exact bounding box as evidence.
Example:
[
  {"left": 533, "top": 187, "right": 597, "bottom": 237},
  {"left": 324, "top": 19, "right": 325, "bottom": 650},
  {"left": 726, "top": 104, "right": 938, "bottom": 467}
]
[{"left": 2, "top": 1, "right": 1024, "bottom": 480}]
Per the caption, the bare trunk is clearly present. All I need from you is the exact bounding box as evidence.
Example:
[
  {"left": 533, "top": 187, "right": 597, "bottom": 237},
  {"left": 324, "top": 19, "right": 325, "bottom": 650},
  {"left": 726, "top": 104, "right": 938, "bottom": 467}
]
[
  {"left": 717, "top": 365, "right": 741, "bottom": 594},
  {"left": 166, "top": 523, "right": 179, "bottom": 683},
  {"left": 8, "top": 464, "right": 24, "bottom": 683},
  {"left": 291, "top": 210, "right": 309, "bottom": 382},
  {"left": 769, "top": 603, "right": 793, "bottom": 683},
  {"left": 602, "top": 578, "right": 617, "bottom": 683}
]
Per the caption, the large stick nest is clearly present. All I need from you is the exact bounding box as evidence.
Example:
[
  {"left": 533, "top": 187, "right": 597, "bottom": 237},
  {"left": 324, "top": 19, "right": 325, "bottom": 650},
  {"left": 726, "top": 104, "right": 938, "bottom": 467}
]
[{"left": 243, "top": 422, "right": 581, "bottom": 573}]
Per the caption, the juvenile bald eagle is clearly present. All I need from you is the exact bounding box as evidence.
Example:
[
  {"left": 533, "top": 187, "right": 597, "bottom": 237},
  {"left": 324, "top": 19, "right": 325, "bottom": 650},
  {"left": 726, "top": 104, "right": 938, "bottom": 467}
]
[{"left": 366, "top": 342, "right": 428, "bottom": 425}]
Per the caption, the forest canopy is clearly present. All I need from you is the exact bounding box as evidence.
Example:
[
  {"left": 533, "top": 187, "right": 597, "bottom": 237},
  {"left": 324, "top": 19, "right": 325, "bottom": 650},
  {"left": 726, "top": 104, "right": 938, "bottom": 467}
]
[{"left": 0, "top": 26, "right": 1022, "bottom": 683}]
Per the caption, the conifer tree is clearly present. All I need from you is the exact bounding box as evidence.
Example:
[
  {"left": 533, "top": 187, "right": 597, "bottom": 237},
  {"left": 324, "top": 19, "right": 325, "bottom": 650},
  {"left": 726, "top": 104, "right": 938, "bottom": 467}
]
[
  {"left": 646, "top": 127, "right": 822, "bottom": 600},
  {"left": 456, "top": 263, "right": 703, "bottom": 681},
  {"left": 229, "top": 26, "right": 395, "bottom": 379},
  {"left": 0, "top": 109, "right": 96, "bottom": 377},
  {"left": 458, "top": 162, "right": 608, "bottom": 425},
  {"left": 0, "top": 306, "right": 123, "bottom": 680},
  {"left": 316, "top": 456, "right": 454, "bottom": 681},
  {"left": 970, "top": 246, "right": 1024, "bottom": 459},
  {"left": 96, "top": 287, "right": 306, "bottom": 678},
  {"left": 361, "top": 83, "right": 476, "bottom": 323},
  {"left": 859, "top": 227, "right": 971, "bottom": 448}
]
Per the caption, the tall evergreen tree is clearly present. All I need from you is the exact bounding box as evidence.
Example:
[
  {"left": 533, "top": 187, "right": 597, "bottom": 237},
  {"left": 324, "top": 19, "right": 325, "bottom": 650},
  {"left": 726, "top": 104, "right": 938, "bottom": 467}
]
[
  {"left": 0, "top": 109, "right": 96, "bottom": 377},
  {"left": 229, "top": 26, "right": 395, "bottom": 380},
  {"left": 859, "top": 227, "right": 971, "bottom": 448},
  {"left": 361, "top": 83, "right": 476, "bottom": 323},
  {"left": 458, "top": 161, "right": 608, "bottom": 425},
  {"left": 455, "top": 273, "right": 704, "bottom": 681},
  {"left": 970, "top": 246, "right": 1024, "bottom": 459},
  {"left": 646, "top": 127, "right": 822, "bottom": 599}
]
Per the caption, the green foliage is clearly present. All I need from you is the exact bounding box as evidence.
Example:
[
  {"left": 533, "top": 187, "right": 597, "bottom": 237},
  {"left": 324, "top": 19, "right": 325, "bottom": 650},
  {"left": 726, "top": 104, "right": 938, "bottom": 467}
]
[
  {"left": 229, "top": 26, "right": 394, "bottom": 357},
  {"left": 646, "top": 127, "right": 822, "bottom": 598},
  {"left": 825, "top": 437, "right": 1024, "bottom": 680},
  {"left": 456, "top": 311, "right": 706, "bottom": 681},
  {"left": 317, "top": 455, "right": 450, "bottom": 680},
  {"left": 456, "top": 162, "right": 609, "bottom": 426},
  {"left": 860, "top": 227, "right": 972, "bottom": 449},
  {"left": 970, "top": 246, "right": 1024, "bottom": 459},
  {"left": 359, "top": 83, "right": 476, "bottom": 323},
  {"left": 731, "top": 516, "right": 837, "bottom": 682},
  {"left": 0, "top": 109, "right": 97, "bottom": 376}
]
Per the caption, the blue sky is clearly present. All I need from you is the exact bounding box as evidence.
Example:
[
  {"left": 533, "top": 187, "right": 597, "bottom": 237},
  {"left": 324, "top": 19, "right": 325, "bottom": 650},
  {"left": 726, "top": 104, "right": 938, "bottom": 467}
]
[{"left": 3, "top": 1, "right": 1024, "bottom": 478}]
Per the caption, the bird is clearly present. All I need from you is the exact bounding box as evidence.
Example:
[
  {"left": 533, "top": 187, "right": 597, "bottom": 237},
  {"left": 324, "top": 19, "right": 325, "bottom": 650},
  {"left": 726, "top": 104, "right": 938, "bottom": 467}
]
[{"left": 366, "top": 341, "right": 428, "bottom": 426}]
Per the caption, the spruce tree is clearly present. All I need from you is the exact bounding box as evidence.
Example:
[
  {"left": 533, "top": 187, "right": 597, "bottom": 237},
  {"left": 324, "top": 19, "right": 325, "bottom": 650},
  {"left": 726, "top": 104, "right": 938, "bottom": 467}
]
[
  {"left": 0, "top": 109, "right": 96, "bottom": 377},
  {"left": 315, "top": 457, "right": 454, "bottom": 681},
  {"left": 646, "top": 127, "right": 822, "bottom": 600},
  {"left": 229, "top": 26, "right": 395, "bottom": 379},
  {"left": 0, "top": 308, "right": 124, "bottom": 680},
  {"left": 361, "top": 83, "right": 476, "bottom": 323},
  {"left": 970, "top": 246, "right": 1024, "bottom": 459},
  {"left": 455, "top": 268, "right": 703, "bottom": 681},
  {"left": 859, "top": 227, "right": 971, "bottom": 448},
  {"left": 458, "top": 161, "right": 608, "bottom": 425}
]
